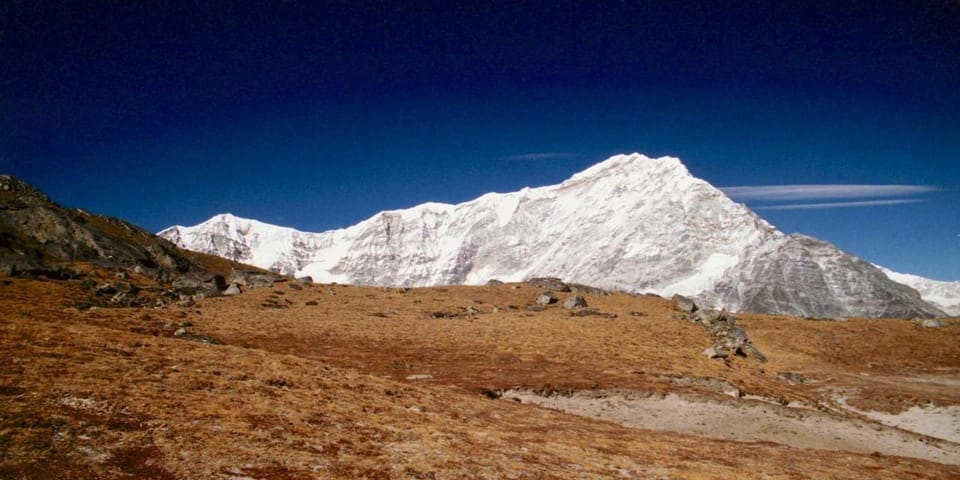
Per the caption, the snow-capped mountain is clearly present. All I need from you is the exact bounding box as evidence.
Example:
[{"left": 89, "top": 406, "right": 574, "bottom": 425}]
[
  {"left": 878, "top": 267, "right": 960, "bottom": 316},
  {"left": 160, "top": 153, "right": 944, "bottom": 318}
]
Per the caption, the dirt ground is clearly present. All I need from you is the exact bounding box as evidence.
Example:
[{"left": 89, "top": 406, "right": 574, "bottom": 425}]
[{"left": 2, "top": 275, "right": 959, "bottom": 478}]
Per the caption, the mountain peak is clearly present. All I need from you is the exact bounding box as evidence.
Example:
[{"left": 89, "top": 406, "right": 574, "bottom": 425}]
[
  {"left": 160, "top": 153, "right": 944, "bottom": 318},
  {"left": 565, "top": 153, "right": 689, "bottom": 184}
]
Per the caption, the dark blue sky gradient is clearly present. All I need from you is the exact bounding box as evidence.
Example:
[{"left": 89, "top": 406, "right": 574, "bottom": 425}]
[{"left": 1, "top": 1, "right": 958, "bottom": 279}]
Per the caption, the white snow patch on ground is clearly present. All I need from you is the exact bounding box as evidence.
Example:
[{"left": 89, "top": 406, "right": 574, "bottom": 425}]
[{"left": 503, "top": 389, "right": 960, "bottom": 466}]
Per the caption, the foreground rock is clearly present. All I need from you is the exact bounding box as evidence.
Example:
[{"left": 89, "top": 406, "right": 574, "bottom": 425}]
[{"left": 675, "top": 297, "right": 766, "bottom": 362}]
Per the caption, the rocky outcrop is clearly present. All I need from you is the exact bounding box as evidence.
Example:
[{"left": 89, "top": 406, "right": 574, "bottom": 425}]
[
  {"left": 709, "top": 235, "right": 944, "bottom": 319},
  {"left": 674, "top": 296, "right": 766, "bottom": 362},
  {"left": 0, "top": 175, "right": 278, "bottom": 307},
  {"left": 0, "top": 175, "right": 192, "bottom": 279},
  {"left": 563, "top": 296, "right": 588, "bottom": 309},
  {"left": 228, "top": 268, "right": 277, "bottom": 289}
]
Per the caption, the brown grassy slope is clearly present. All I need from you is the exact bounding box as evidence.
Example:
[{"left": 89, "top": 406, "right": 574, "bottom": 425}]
[{"left": 1, "top": 277, "right": 958, "bottom": 479}]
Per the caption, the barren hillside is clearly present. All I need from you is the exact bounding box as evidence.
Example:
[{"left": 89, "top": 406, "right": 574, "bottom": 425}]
[{"left": 2, "top": 272, "right": 958, "bottom": 478}]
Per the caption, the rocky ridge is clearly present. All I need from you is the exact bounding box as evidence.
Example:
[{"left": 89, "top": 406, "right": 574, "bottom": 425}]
[{"left": 0, "top": 174, "right": 282, "bottom": 307}]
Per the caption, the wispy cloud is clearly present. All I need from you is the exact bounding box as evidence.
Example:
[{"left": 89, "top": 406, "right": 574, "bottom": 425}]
[
  {"left": 721, "top": 184, "right": 940, "bottom": 201},
  {"left": 754, "top": 199, "right": 925, "bottom": 210},
  {"left": 500, "top": 152, "right": 580, "bottom": 161}
]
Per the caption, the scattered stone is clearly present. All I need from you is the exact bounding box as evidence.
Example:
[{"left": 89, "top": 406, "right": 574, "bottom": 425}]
[
  {"left": 562, "top": 295, "right": 588, "bottom": 309},
  {"left": 567, "top": 283, "right": 609, "bottom": 295},
  {"left": 703, "top": 346, "right": 728, "bottom": 359},
  {"left": 287, "top": 283, "right": 302, "bottom": 290},
  {"left": 109, "top": 291, "right": 143, "bottom": 307},
  {"left": 672, "top": 294, "right": 698, "bottom": 314},
  {"left": 526, "top": 304, "right": 546, "bottom": 312},
  {"left": 692, "top": 309, "right": 723, "bottom": 327},
  {"left": 114, "top": 281, "right": 139, "bottom": 294},
  {"left": 405, "top": 374, "right": 433, "bottom": 381},
  {"left": 478, "top": 388, "right": 502, "bottom": 399},
  {"left": 429, "top": 311, "right": 457, "bottom": 319},
  {"left": 297, "top": 276, "right": 314, "bottom": 284},
  {"left": 228, "top": 268, "right": 277, "bottom": 289},
  {"left": 918, "top": 318, "right": 944, "bottom": 328},
  {"left": 222, "top": 284, "right": 242, "bottom": 296},
  {"left": 486, "top": 279, "right": 504, "bottom": 286},
  {"left": 629, "top": 311, "right": 647, "bottom": 317},
  {"left": 260, "top": 298, "right": 289, "bottom": 309},
  {"left": 525, "top": 277, "right": 571, "bottom": 292},
  {"left": 570, "top": 308, "right": 617, "bottom": 318},
  {"left": 95, "top": 283, "right": 117, "bottom": 295},
  {"left": 115, "top": 271, "right": 129, "bottom": 280},
  {"left": 172, "top": 273, "right": 226, "bottom": 295},
  {"left": 466, "top": 305, "right": 481, "bottom": 315},
  {"left": 536, "top": 291, "right": 558, "bottom": 305},
  {"left": 777, "top": 372, "right": 810, "bottom": 384},
  {"left": 305, "top": 300, "right": 318, "bottom": 306},
  {"left": 173, "top": 330, "right": 222, "bottom": 345}
]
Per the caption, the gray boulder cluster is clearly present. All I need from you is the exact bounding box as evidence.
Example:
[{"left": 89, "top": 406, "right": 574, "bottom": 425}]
[
  {"left": 534, "top": 290, "right": 589, "bottom": 310},
  {"left": 524, "top": 277, "right": 610, "bottom": 295},
  {"left": 674, "top": 294, "right": 767, "bottom": 362}
]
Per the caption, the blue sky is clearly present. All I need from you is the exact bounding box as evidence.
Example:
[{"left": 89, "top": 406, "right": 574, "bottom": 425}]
[{"left": 1, "top": 1, "right": 958, "bottom": 280}]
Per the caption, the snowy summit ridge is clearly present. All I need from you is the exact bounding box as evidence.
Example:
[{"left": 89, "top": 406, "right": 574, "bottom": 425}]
[{"left": 160, "top": 153, "right": 945, "bottom": 318}]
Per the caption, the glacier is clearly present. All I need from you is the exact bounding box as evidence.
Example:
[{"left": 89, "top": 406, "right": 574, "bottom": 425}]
[{"left": 160, "top": 153, "right": 945, "bottom": 318}]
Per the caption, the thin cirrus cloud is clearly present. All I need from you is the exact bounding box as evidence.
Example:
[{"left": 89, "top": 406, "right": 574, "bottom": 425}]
[
  {"left": 719, "top": 184, "right": 940, "bottom": 210},
  {"left": 500, "top": 152, "right": 580, "bottom": 161},
  {"left": 720, "top": 184, "right": 940, "bottom": 201},
  {"left": 753, "top": 199, "right": 925, "bottom": 210}
]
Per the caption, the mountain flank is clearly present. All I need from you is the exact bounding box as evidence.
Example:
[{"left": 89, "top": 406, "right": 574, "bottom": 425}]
[{"left": 161, "top": 154, "right": 946, "bottom": 319}]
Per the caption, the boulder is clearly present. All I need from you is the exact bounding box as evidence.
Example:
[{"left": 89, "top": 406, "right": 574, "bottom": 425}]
[
  {"left": 525, "top": 277, "right": 571, "bottom": 292},
  {"left": 222, "top": 283, "right": 242, "bottom": 296},
  {"left": 918, "top": 318, "right": 943, "bottom": 328},
  {"left": 229, "top": 268, "right": 277, "bottom": 289},
  {"left": 693, "top": 309, "right": 723, "bottom": 327},
  {"left": 536, "top": 291, "right": 558, "bottom": 305},
  {"left": 672, "top": 294, "right": 698, "bottom": 314},
  {"left": 562, "top": 295, "right": 588, "bottom": 309}
]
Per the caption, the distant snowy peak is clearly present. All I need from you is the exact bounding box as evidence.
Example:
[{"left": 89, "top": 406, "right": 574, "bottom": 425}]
[
  {"left": 160, "top": 153, "right": 944, "bottom": 318},
  {"left": 878, "top": 267, "right": 960, "bottom": 316},
  {"left": 159, "top": 213, "right": 317, "bottom": 274}
]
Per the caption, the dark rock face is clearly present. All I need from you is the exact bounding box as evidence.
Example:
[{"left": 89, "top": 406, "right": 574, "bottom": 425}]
[
  {"left": 0, "top": 175, "right": 268, "bottom": 307},
  {"left": 0, "top": 175, "right": 192, "bottom": 278},
  {"left": 710, "top": 234, "right": 945, "bottom": 319}
]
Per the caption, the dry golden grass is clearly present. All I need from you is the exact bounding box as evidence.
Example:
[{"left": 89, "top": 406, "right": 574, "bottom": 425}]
[{"left": 2, "top": 276, "right": 958, "bottom": 479}]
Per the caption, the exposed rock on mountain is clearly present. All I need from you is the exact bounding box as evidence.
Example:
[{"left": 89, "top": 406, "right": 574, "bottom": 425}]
[
  {"left": 0, "top": 174, "right": 281, "bottom": 303},
  {"left": 708, "top": 234, "right": 944, "bottom": 318},
  {"left": 878, "top": 267, "right": 960, "bottom": 316},
  {"left": 159, "top": 154, "right": 945, "bottom": 318}
]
